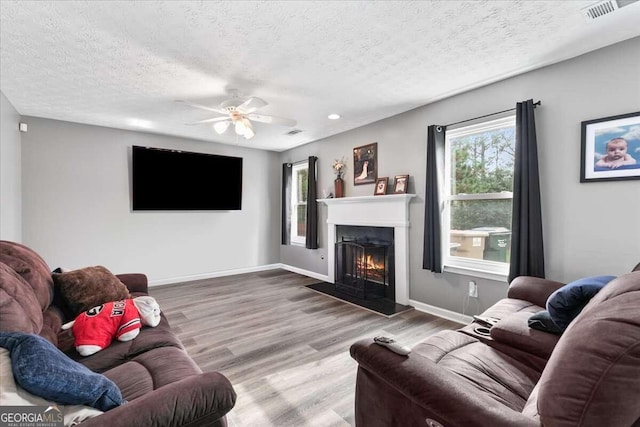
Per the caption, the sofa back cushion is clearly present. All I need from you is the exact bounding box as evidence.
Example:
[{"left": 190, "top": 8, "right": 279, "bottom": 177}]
[
  {"left": 40, "top": 306, "right": 65, "bottom": 347},
  {"left": 0, "top": 263, "right": 43, "bottom": 334},
  {"left": 0, "top": 241, "right": 54, "bottom": 311},
  {"left": 537, "top": 271, "right": 640, "bottom": 426}
]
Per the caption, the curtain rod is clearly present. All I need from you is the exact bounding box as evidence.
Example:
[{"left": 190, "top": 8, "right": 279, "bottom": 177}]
[
  {"left": 287, "top": 156, "right": 317, "bottom": 167},
  {"left": 443, "top": 100, "right": 542, "bottom": 128}
]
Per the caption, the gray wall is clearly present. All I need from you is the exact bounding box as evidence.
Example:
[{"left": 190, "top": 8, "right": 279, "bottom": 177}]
[
  {"left": 20, "top": 117, "right": 281, "bottom": 283},
  {"left": 5, "top": 37, "right": 639, "bottom": 314},
  {"left": 0, "top": 92, "right": 22, "bottom": 241},
  {"left": 281, "top": 37, "right": 640, "bottom": 315}
]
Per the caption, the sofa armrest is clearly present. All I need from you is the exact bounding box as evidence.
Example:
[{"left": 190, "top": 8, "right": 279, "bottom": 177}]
[
  {"left": 490, "top": 312, "right": 560, "bottom": 360},
  {"left": 80, "top": 372, "right": 236, "bottom": 427},
  {"left": 116, "top": 273, "right": 149, "bottom": 295},
  {"left": 507, "top": 276, "right": 565, "bottom": 307},
  {"left": 350, "top": 339, "right": 538, "bottom": 427}
]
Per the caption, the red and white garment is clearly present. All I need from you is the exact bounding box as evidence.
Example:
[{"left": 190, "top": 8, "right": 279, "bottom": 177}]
[{"left": 71, "top": 299, "right": 141, "bottom": 350}]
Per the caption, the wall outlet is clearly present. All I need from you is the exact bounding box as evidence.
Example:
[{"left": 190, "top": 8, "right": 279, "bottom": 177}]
[{"left": 468, "top": 281, "right": 478, "bottom": 298}]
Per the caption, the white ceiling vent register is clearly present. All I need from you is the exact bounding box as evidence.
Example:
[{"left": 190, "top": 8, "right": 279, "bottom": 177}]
[{"left": 582, "top": 0, "right": 619, "bottom": 20}]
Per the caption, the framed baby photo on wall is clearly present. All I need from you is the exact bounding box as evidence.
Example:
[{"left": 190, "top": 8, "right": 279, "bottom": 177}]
[{"left": 580, "top": 111, "right": 640, "bottom": 182}]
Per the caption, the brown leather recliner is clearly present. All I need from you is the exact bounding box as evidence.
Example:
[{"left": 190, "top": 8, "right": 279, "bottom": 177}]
[
  {"left": 350, "top": 269, "right": 640, "bottom": 427},
  {"left": 0, "top": 240, "right": 236, "bottom": 426}
]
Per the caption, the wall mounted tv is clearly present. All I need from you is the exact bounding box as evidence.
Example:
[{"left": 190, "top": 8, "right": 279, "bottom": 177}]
[{"left": 132, "top": 146, "right": 243, "bottom": 211}]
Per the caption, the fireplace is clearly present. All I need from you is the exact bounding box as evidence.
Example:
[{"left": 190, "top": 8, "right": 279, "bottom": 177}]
[
  {"left": 319, "top": 194, "right": 415, "bottom": 305},
  {"left": 335, "top": 226, "right": 394, "bottom": 300}
]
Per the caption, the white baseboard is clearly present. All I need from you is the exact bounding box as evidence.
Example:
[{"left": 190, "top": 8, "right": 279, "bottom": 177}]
[
  {"left": 409, "top": 299, "right": 473, "bottom": 325},
  {"left": 148, "top": 263, "right": 328, "bottom": 287},
  {"left": 278, "top": 264, "right": 330, "bottom": 282},
  {"left": 148, "top": 264, "right": 282, "bottom": 287}
]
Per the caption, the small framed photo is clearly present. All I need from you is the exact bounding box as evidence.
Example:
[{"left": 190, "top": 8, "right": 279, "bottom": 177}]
[
  {"left": 393, "top": 174, "right": 409, "bottom": 194},
  {"left": 374, "top": 177, "right": 388, "bottom": 195},
  {"left": 353, "top": 142, "right": 378, "bottom": 185},
  {"left": 580, "top": 111, "right": 640, "bottom": 182}
]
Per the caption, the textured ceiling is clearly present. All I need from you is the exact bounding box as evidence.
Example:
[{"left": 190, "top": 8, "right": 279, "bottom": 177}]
[{"left": 1, "top": 1, "right": 639, "bottom": 151}]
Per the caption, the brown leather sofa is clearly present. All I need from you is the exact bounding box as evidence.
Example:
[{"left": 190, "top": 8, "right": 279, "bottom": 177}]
[
  {"left": 0, "top": 240, "right": 236, "bottom": 426},
  {"left": 350, "top": 269, "right": 640, "bottom": 427}
]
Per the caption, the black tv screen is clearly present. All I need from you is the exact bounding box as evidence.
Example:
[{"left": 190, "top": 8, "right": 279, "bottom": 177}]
[{"left": 132, "top": 146, "right": 242, "bottom": 210}]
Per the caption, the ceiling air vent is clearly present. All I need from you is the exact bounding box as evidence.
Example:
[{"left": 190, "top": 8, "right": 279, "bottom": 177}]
[
  {"left": 285, "top": 129, "right": 303, "bottom": 136},
  {"left": 581, "top": 0, "right": 618, "bottom": 20}
]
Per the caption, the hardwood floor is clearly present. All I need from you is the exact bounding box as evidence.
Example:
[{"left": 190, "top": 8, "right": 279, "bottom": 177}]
[{"left": 151, "top": 269, "right": 461, "bottom": 427}]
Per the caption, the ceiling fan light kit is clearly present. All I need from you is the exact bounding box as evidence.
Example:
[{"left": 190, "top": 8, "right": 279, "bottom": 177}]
[
  {"left": 181, "top": 95, "right": 296, "bottom": 140},
  {"left": 213, "top": 121, "right": 230, "bottom": 134},
  {"left": 235, "top": 118, "right": 255, "bottom": 139}
]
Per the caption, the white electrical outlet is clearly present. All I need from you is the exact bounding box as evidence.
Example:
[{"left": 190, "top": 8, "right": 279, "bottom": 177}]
[{"left": 468, "top": 281, "right": 478, "bottom": 298}]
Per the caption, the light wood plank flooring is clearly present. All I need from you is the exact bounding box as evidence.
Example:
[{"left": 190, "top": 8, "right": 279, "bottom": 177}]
[{"left": 151, "top": 269, "right": 461, "bottom": 427}]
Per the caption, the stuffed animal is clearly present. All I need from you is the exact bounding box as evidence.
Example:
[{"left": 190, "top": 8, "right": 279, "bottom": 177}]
[{"left": 62, "top": 296, "right": 161, "bottom": 356}]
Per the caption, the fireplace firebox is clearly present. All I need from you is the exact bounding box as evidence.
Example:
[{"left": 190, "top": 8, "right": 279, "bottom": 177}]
[{"left": 334, "top": 226, "right": 394, "bottom": 300}]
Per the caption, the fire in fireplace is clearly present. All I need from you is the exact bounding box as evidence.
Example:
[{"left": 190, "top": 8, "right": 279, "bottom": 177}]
[
  {"left": 362, "top": 254, "right": 386, "bottom": 283},
  {"left": 334, "top": 226, "right": 394, "bottom": 300}
]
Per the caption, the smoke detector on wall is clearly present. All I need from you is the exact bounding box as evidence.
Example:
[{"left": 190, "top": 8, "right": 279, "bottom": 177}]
[{"left": 581, "top": 0, "right": 619, "bottom": 20}]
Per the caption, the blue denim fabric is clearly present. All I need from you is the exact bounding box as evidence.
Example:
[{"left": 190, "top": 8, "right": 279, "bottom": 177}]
[{"left": 0, "top": 331, "right": 124, "bottom": 411}]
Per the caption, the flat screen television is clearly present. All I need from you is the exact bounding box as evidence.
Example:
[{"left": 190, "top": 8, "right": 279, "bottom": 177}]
[{"left": 132, "top": 146, "right": 242, "bottom": 211}]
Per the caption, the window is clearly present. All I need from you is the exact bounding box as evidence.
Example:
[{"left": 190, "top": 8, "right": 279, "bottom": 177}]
[
  {"left": 290, "top": 161, "right": 308, "bottom": 245},
  {"left": 443, "top": 115, "right": 515, "bottom": 279}
]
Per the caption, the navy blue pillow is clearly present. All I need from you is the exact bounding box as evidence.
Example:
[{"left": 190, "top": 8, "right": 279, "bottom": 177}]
[
  {"left": 0, "top": 332, "right": 124, "bottom": 411},
  {"left": 528, "top": 310, "right": 563, "bottom": 335},
  {"left": 546, "top": 275, "right": 615, "bottom": 331}
]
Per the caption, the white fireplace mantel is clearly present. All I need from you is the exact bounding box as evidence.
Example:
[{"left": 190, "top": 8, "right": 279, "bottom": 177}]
[{"left": 318, "top": 194, "right": 416, "bottom": 305}]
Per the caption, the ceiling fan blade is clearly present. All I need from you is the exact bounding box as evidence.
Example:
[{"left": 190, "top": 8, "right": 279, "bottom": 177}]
[
  {"left": 185, "top": 116, "right": 231, "bottom": 125},
  {"left": 176, "top": 100, "right": 228, "bottom": 115},
  {"left": 248, "top": 113, "right": 296, "bottom": 127},
  {"left": 236, "top": 97, "right": 268, "bottom": 114}
]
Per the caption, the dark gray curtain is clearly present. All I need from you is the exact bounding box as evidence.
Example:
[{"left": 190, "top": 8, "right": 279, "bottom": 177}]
[
  {"left": 509, "top": 99, "right": 545, "bottom": 282},
  {"left": 423, "top": 125, "right": 446, "bottom": 272},
  {"left": 281, "top": 163, "right": 292, "bottom": 245},
  {"left": 305, "top": 156, "right": 318, "bottom": 249}
]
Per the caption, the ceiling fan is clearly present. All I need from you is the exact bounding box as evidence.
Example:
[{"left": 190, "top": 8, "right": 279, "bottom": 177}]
[{"left": 178, "top": 94, "right": 297, "bottom": 140}]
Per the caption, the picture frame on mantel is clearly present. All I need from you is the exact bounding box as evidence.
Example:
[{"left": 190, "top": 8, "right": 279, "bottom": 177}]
[
  {"left": 393, "top": 175, "right": 409, "bottom": 194},
  {"left": 580, "top": 111, "right": 640, "bottom": 183},
  {"left": 353, "top": 142, "right": 378, "bottom": 185},
  {"left": 374, "top": 177, "right": 388, "bottom": 195}
]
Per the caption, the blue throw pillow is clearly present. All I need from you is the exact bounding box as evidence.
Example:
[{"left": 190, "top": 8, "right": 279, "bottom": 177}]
[
  {"left": 528, "top": 310, "right": 563, "bottom": 335},
  {"left": 0, "top": 332, "right": 124, "bottom": 411},
  {"left": 546, "top": 275, "right": 615, "bottom": 331}
]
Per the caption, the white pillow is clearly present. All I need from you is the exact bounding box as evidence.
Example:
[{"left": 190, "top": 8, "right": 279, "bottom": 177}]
[{"left": 0, "top": 348, "right": 103, "bottom": 426}]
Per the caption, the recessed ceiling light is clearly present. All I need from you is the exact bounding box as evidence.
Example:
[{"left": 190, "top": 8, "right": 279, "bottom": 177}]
[{"left": 328, "top": 113, "right": 341, "bottom": 120}]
